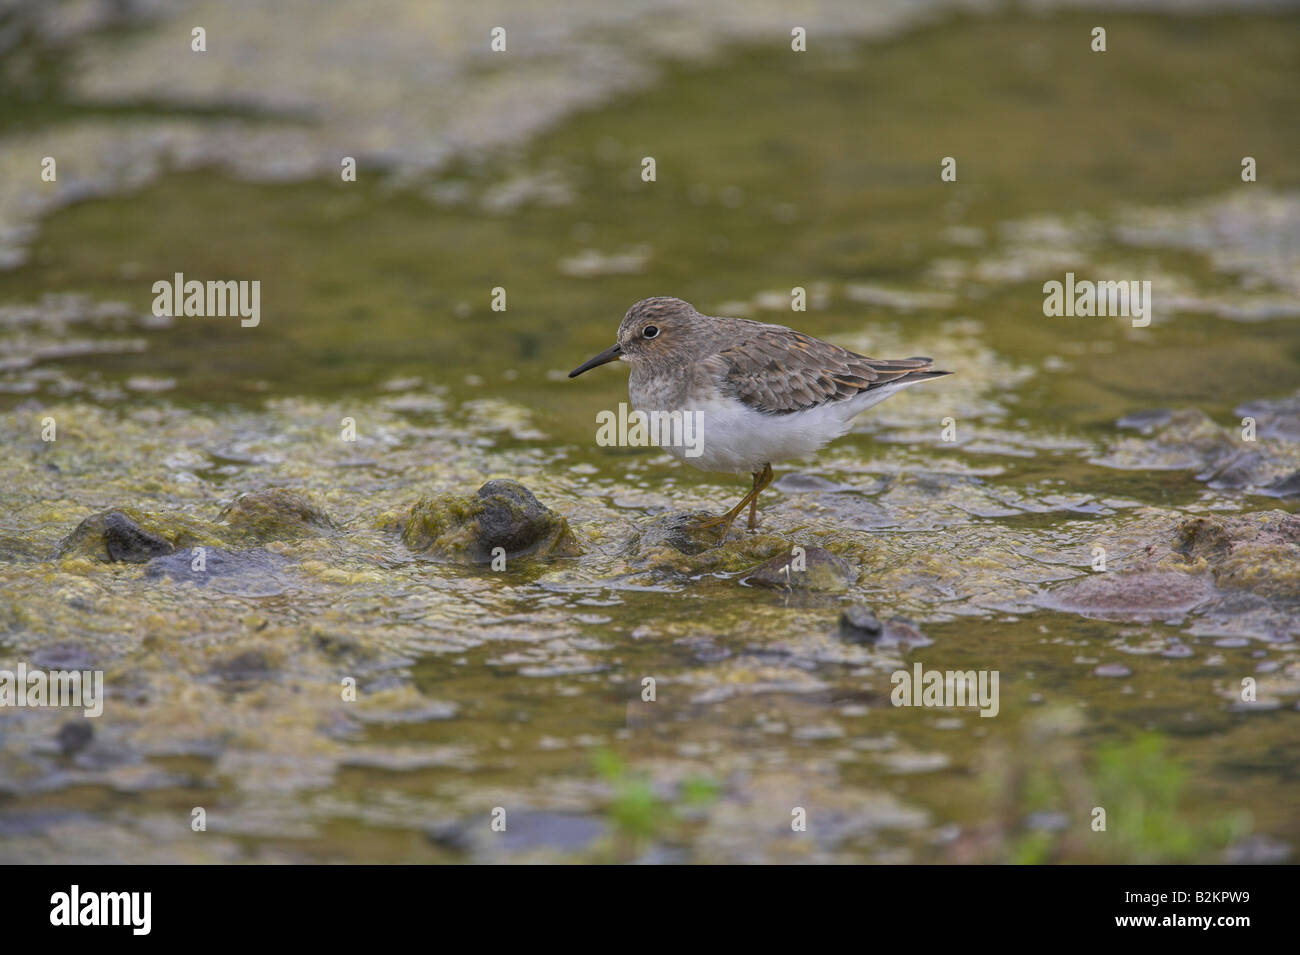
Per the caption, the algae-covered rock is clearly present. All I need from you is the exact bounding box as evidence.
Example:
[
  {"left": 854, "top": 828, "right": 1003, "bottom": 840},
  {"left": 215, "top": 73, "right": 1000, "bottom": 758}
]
[
  {"left": 1041, "top": 570, "right": 1212, "bottom": 620},
  {"left": 1097, "top": 407, "right": 1300, "bottom": 495},
  {"left": 630, "top": 511, "right": 789, "bottom": 576},
  {"left": 58, "top": 508, "right": 176, "bottom": 563},
  {"left": 219, "top": 488, "right": 336, "bottom": 541},
  {"left": 1174, "top": 515, "right": 1233, "bottom": 560},
  {"left": 634, "top": 510, "right": 725, "bottom": 557},
  {"left": 1191, "top": 512, "right": 1300, "bottom": 601},
  {"left": 745, "top": 546, "right": 858, "bottom": 593},
  {"left": 1106, "top": 408, "right": 1238, "bottom": 471},
  {"left": 401, "top": 479, "right": 580, "bottom": 563},
  {"left": 103, "top": 511, "right": 175, "bottom": 563}
]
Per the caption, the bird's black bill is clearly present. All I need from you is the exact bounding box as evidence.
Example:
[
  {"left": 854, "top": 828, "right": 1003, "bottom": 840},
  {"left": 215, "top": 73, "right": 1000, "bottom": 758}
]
[{"left": 568, "top": 343, "right": 622, "bottom": 378}]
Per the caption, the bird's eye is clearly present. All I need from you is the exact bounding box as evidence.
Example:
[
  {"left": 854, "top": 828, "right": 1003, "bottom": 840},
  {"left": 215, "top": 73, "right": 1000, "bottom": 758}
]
[{"left": 643, "top": 325, "right": 659, "bottom": 339}]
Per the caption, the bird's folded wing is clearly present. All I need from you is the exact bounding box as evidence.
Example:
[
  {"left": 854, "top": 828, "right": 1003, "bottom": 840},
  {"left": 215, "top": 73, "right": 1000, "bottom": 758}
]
[{"left": 715, "top": 329, "right": 936, "bottom": 415}]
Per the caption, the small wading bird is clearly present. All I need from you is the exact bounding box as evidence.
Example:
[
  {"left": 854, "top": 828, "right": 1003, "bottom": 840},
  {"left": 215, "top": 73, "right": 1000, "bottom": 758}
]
[{"left": 569, "top": 297, "right": 951, "bottom": 536}]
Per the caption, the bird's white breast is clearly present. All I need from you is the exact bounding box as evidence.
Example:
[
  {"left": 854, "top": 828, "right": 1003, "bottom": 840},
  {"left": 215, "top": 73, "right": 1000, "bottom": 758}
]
[{"left": 632, "top": 388, "right": 904, "bottom": 475}]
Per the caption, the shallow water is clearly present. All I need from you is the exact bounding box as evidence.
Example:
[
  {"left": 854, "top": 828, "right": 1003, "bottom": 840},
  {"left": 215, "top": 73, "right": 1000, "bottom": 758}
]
[{"left": 1, "top": 4, "right": 1298, "bottom": 863}]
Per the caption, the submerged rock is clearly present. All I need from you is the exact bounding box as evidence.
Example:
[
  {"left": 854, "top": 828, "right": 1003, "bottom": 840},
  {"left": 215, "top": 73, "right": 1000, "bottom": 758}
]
[
  {"left": 1096, "top": 407, "right": 1300, "bottom": 496},
  {"left": 219, "top": 488, "right": 336, "bottom": 541},
  {"left": 1041, "top": 570, "right": 1211, "bottom": 620},
  {"left": 837, "top": 607, "right": 932, "bottom": 648},
  {"left": 56, "top": 722, "right": 94, "bottom": 757},
  {"left": 629, "top": 511, "right": 789, "bottom": 577},
  {"left": 1041, "top": 511, "right": 1300, "bottom": 633},
  {"left": 145, "top": 548, "right": 296, "bottom": 597},
  {"left": 1236, "top": 391, "right": 1300, "bottom": 443},
  {"left": 402, "top": 479, "right": 580, "bottom": 563},
  {"left": 1175, "top": 512, "right": 1300, "bottom": 602},
  {"left": 745, "top": 546, "right": 857, "bottom": 593},
  {"left": 839, "top": 605, "right": 883, "bottom": 641},
  {"left": 634, "top": 510, "right": 726, "bottom": 556},
  {"left": 1259, "top": 470, "right": 1300, "bottom": 498},
  {"left": 58, "top": 509, "right": 175, "bottom": 563}
]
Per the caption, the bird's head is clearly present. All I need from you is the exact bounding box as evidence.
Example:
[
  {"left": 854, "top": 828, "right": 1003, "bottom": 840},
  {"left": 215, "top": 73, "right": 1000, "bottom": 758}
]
[{"left": 568, "top": 297, "right": 699, "bottom": 378}]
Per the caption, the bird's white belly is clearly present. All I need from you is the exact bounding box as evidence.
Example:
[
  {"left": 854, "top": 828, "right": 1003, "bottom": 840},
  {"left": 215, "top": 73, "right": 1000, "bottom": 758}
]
[{"left": 643, "top": 395, "right": 869, "bottom": 475}]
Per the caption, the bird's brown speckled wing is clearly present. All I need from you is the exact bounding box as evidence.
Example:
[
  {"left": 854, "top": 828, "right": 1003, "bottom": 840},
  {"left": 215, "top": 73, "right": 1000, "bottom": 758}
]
[{"left": 717, "top": 326, "right": 945, "bottom": 415}]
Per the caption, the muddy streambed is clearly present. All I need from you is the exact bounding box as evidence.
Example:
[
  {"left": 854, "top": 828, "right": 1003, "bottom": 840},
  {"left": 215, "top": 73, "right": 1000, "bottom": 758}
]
[{"left": 1, "top": 7, "right": 1298, "bottom": 862}]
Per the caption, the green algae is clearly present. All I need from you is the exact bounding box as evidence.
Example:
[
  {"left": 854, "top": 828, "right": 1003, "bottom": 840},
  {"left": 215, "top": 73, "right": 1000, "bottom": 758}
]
[
  {"left": 219, "top": 488, "right": 337, "bottom": 542},
  {"left": 401, "top": 480, "right": 581, "bottom": 563},
  {"left": 56, "top": 506, "right": 231, "bottom": 561}
]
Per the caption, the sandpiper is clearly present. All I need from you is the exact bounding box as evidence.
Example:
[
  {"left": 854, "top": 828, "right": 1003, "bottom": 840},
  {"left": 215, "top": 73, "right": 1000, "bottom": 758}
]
[{"left": 569, "top": 297, "right": 950, "bottom": 535}]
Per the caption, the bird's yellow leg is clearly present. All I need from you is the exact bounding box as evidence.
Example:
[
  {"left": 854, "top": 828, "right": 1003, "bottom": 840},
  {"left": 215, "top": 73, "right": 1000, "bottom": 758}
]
[
  {"left": 746, "top": 463, "right": 774, "bottom": 530},
  {"left": 692, "top": 468, "right": 764, "bottom": 534}
]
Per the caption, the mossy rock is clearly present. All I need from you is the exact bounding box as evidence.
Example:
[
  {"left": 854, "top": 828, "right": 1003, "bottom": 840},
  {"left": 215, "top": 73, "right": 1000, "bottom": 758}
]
[
  {"left": 57, "top": 508, "right": 224, "bottom": 563},
  {"left": 744, "top": 546, "right": 858, "bottom": 593},
  {"left": 219, "top": 488, "right": 336, "bottom": 541},
  {"left": 1174, "top": 516, "right": 1232, "bottom": 560},
  {"left": 1205, "top": 512, "right": 1300, "bottom": 601},
  {"left": 401, "top": 479, "right": 581, "bottom": 564},
  {"left": 630, "top": 511, "right": 790, "bottom": 576}
]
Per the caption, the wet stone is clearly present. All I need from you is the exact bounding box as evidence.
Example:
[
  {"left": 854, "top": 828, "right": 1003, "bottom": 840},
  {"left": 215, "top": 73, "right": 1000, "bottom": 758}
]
[
  {"left": 1202, "top": 449, "right": 1275, "bottom": 491},
  {"left": 746, "top": 547, "right": 857, "bottom": 593},
  {"left": 56, "top": 722, "right": 94, "bottom": 757},
  {"left": 1099, "top": 408, "right": 1300, "bottom": 495},
  {"left": 1261, "top": 470, "right": 1300, "bottom": 498},
  {"left": 1041, "top": 571, "right": 1211, "bottom": 620},
  {"left": 839, "top": 605, "right": 883, "bottom": 642},
  {"left": 1175, "top": 516, "right": 1232, "bottom": 559},
  {"left": 1237, "top": 392, "right": 1300, "bottom": 443},
  {"left": 875, "top": 618, "right": 934, "bottom": 650},
  {"left": 402, "top": 479, "right": 581, "bottom": 564},
  {"left": 426, "top": 811, "right": 605, "bottom": 858},
  {"left": 104, "top": 511, "right": 174, "bottom": 562},
  {"left": 58, "top": 508, "right": 175, "bottom": 563},
  {"left": 1194, "top": 512, "right": 1300, "bottom": 602},
  {"left": 635, "top": 511, "right": 726, "bottom": 556},
  {"left": 219, "top": 488, "right": 335, "bottom": 541}
]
